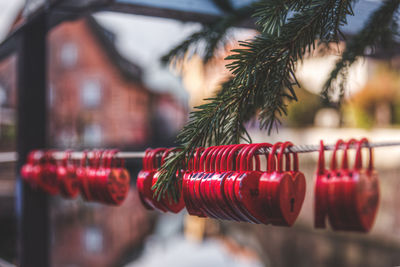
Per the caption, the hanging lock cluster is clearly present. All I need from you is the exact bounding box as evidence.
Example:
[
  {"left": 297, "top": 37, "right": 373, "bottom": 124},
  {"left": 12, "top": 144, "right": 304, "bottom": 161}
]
[
  {"left": 314, "top": 138, "right": 380, "bottom": 232},
  {"left": 21, "top": 150, "right": 131, "bottom": 205},
  {"left": 138, "top": 142, "right": 307, "bottom": 226}
]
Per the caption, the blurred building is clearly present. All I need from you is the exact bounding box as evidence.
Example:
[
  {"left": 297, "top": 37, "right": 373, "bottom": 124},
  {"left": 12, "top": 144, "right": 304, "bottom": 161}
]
[{"left": 48, "top": 17, "right": 152, "bottom": 148}]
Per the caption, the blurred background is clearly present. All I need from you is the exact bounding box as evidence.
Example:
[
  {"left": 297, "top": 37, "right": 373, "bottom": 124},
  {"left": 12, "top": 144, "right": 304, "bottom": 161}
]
[{"left": 1, "top": 0, "right": 400, "bottom": 266}]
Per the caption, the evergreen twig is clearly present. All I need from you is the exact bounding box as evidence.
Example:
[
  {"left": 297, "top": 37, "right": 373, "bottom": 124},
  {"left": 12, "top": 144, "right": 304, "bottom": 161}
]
[
  {"left": 323, "top": 0, "right": 400, "bottom": 103},
  {"left": 154, "top": 0, "right": 357, "bottom": 201}
]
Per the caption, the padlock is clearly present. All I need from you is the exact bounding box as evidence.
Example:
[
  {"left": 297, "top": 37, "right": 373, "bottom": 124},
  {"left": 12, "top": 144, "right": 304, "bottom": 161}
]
[
  {"left": 76, "top": 151, "right": 92, "bottom": 201},
  {"left": 145, "top": 148, "right": 169, "bottom": 212},
  {"left": 102, "top": 150, "right": 130, "bottom": 205},
  {"left": 344, "top": 138, "right": 380, "bottom": 232},
  {"left": 208, "top": 145, "right": 236, "bottom": 220},
  {"left": 86, "top": 150, "right": 104, "bottom": 202},
  {"left": 137, "top": 149, "right": 155, "bottom": 210},
  {"left": 314, "top": 140, "right": 329, "bottom": 228},
  {"left": 337, "top": 139, "right": 359, "bottom": 230},
  {"left": 262, "top": 142, "right": 302, "bottom": 226},
  {"left": 234, "top": 143, "right": 272, "bottom": 224},
  {"left": 183, "top": 147, "right": 206, "bottom": 217},
  {"left": 35, "top": 151, "right": 59, "bottom": 195},
  {"left": 57, "top": 150, "right": 80, "bottom": 199},
  {"left": 153, "top": 148, "right": 185, "bottom": 213},
  {"left": 326, "top": 139, "right": 347, "bottom": 230},
  {"left": 224, "top": 144, "right": 262, "bottom": 223},
  {"left": 195, "top": 146, "right": 220, "bottom": 218},
  {"left": 21, "top": 150, "right": 43, "bottom": 187},
  {"left": 284, "top": 142, "right": 306, "bottom": 226},
  {"left": 213, "top": 144, "right": 243, "bottom": 221}
]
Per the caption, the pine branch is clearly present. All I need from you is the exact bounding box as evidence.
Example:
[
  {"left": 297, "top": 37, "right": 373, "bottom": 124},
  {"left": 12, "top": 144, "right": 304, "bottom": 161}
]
[
  {"left": 154, "top": 0, "right": 356, "bottom": 200},
  {"left": 253, "top": 0, "right": 312, "bottom": 36},
  {"left": 323, "top": 0, "right": 400, "bottom": 102},
  {"left": 161, "top": 5, "right": 254, "bottom": 64},
  {"left": 226, "top": 0, "right": 354, "bottom": 133}
]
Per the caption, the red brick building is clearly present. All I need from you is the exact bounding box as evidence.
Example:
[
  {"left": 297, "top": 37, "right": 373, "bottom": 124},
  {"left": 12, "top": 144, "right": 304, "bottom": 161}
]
[{"left": 48, "top": 17, "right": 152, "bottom": 148}]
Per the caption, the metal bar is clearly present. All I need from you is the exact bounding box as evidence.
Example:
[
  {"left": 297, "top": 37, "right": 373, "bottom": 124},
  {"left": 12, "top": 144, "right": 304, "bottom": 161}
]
[
  {"left": 0, "top": 140, "right": 398, "bottom": 164},
  {"left": 15, "top": 13, "right": 50, "bottom": 267}
]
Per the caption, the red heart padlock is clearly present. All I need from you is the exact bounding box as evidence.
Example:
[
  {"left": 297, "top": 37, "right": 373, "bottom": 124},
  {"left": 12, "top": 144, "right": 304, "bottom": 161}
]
[
  {"left": 145, "top": 148, "right": 169, "bottom": 212},
  {"left": 213, "top": 145, "right": 243, "bottom": 221},
  {"left": 224, "top": 144, "right": 262, "bottom": 223},
  {"left": 196, "top": 146, "right": 221, "bottom": 218},
  {"left": 104, "top": 150, "right": 131, "bottom": 205},
  {"left": 234, "top": 143, "right": 272, "bottom": 224},
  {"left": 208, "top": 145, "right": 236, "bottom": 220},
  {"left": 137, "top": 149, "right": 155, "bottom": 210},
  {"left": 187, "top": 147, "right": 210, "bottom": 217},
  {"left": 153, "top": 148, "right": 185, "bottom": 213},
  {"left": 35, "top": 151, "right": 59, "bottom": 195},
  {"left": 77, "top": 150, "right": 93, "bottom": 201},
  {"left": 21, "top": 150, "right": 43, "bottom": 188},
  {"left": 262, "top": 142, "right": 304, "bottom": 226},
  {"left": 284, "top": 142, "right": 306, "bottom": 225},
  {"left": 337, "top": 139, "right": 359, "bottom": 230},
  {"left": 222, "top": 144, "right": 253, "bottom": 222},
  {"left": 57, "top": 150, "right": 80, "bottom": 199},
  {"left": 86, "top": 150, "right": 102, "bottom": 202},
  {"left": 183, "top": 147, "right": 206, "bottom": 217},
  {"left": 326, "top": 139, "right": 347, "bottom": 230},
  {"left": 204, "top": 145, "right": 234, "bottom": 219},
  {"left": 314, "top": 140, "right": 329, "bottom": 228},
  {"left": 343, "top": 138, "right": 380, "bottom": 232}
]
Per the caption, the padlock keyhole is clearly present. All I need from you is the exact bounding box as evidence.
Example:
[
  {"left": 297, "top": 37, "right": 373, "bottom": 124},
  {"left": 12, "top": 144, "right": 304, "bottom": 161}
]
[{"left": 290, "top": 198, "right": 295, "bottom": 212}]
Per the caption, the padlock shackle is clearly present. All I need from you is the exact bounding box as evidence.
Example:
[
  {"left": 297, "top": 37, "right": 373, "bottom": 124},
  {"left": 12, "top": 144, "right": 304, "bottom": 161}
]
[
  {"left": 355, "top": 138, "right": 373, "bottom": 171},
  {"left": 193, "top": 147, "right": 204, "bottom": 172},
  {"left": 242, "top": 143, "right": 271, "bottom": 171},
  {"left": 268, "top": 142, "right": 281, "bottom": 173},
  {"left": 237, "top": 144, "right": 260, "bottom": 171},
  {"left": 215, "top": 145, "right": 233, "bottom": 172},
  {"left": 199, "top": 146, "right": 215, "bottom": 171},
  {"left": 143, "top": 148, "right": 152, "bottom": 171},
  {"left": 277, "top": 141, "right": 293, "bottom": 173},
  {"left": 226, "top": 144, "right": 246, "bottom": 171},
  {"left": 341, "top": 138, "right": 357, "bottom": 170},
  {"left": 205, "top": 146, "right": 219, "bottom": 172},
  {"left": 330, "top": 139, "right": 344, "bottom": 170},
  {"left": 220, "top": 145, "right": 237, "bottom": 171},
  {"left": 316, "top": 140, "right": 325, "bottom": 175},
  {"left": 149, "top": 148, "right": 166, "bottom": 171}
]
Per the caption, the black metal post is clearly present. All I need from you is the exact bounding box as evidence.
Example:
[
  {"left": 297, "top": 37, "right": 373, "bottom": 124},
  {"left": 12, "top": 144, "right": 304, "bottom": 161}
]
[{"left": 16, "top": 13, "right": 49, "bottom": 267}]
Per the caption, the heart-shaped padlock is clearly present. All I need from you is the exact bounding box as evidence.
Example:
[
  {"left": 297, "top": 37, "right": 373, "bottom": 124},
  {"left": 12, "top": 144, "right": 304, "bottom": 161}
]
[
  {"left": 214, "top": 145, "right": 244, "bottom": 221},
  {"left": 57, "top": 150, "right": 80, "bottom": 199},
  {"left": 262, "top": 142, "right": 304, "bottom": 226},
  {"left": 327, "top": 139, "right": 347, "bottom": 230},
  {"left": 344, "top": 138, "right": 380, "bottom": 232},
  {"left": 153, "top": 148, "right": 185, "bottom": 213},
  {"left": 145, "top": 148, "right": 169, "bottom": 212},
  {"left": 183, "top": 147, "right": 206, "bottom": 217},
  {"left": 137, "top": 149, "right": 155, "bottom": 210},
  {"left": 314, "top": 140, "right": 329, "bottom": 228},
  {"left": 35, "top": 151, "right": 59, "bottom": 195},
  {"left": 21, "top": 150, "right": 43, "bottom": 188},
  {"left": 234, "top": 143, "right": 272, "bottom": 224}
]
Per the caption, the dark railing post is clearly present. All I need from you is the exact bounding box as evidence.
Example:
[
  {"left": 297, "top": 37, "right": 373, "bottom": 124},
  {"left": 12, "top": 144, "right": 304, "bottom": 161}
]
[{"left": 16, "top": 13, "right": 49, "bottom": 267}]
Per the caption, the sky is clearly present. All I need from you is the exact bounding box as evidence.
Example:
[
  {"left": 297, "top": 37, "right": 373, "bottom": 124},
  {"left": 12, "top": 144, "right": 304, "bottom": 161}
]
[
  {"left": 94, "top": 12, "right": 201, "bottom": 101},
  {"left": 0, "top": 0, "right": 24, "bottom": 41}
]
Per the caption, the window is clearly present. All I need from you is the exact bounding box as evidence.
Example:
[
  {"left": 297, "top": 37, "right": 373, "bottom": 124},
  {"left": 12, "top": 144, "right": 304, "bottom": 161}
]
[
  {"left": 83, "top": 123, "right": 102, "bottom": 146},
  {"left": 83, "top": 227, "right": 103, "bottom": 253},
  {"left": 60, "top": 42, "right": 78, "bottom": 68},
  {"left": 0, "top": 84, "right": 6, "bottom": 106},
  {"left": 80, "top": 79, "right": 102, "bottom": 108}
]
